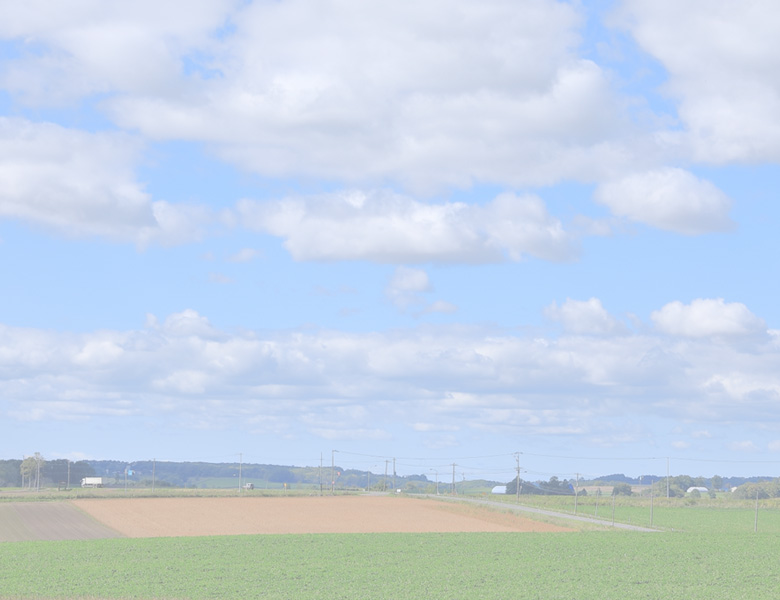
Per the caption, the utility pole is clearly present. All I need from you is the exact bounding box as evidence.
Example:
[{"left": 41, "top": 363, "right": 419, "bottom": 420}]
[
  {"left": 392, "top": 458, "right": 396, "bottom": 492},
  {"left": 574, "top": 473, "right": 580, "bottom": 515},
  {"left": 755, "top": 489, "right": 759, "bottom": 533},
  {"left": 331, "top": 450, "right": 335, "bottom": 494},
  {"left": 666, "top": 457, "right": 670, "bottom": 499},
  {"left": 451, "top": 463, "right": 456, "bottom": 495},
  {"left": 515, "top": 453, "right": 521, "bottom": 504},
  {"left": 384, "top": 460, "right": 389, "bottom": 492},
  {"left": 319, "top": 453, "right": 323, "bottom": 496},
  {"left": 152, "top": 458, "right": 156, "bottom": 492},
  {"left": 67, "top": 460, "right": 71, "bottom": 490},
  {"left": 650, "top": 484, "right": 654, "bottom": 527},
  {"left": 238, "top": 453, "right": 242, "bottom": 492}
]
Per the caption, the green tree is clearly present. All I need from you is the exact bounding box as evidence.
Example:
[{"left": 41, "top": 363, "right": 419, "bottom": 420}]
[
  {"left": 612, "top": 482, "right": 632, "bottom": 496},
  {"left": 20, "top": 453, "right": 44, "bottom": 489},
  {"left": 20, "top": 457, "right": 36, "bottom": 488}
]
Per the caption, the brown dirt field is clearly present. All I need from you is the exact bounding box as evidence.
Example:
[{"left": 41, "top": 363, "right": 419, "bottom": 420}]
[
  {"left": 72, "top": 495, "right": 573, "bottom": 537},
  {"left": 0, "top": 502, "right": 123, "bottom": 542}
]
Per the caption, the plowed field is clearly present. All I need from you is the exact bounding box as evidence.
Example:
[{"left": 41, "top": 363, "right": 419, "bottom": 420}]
[
  {"left": 71, "top": 495, "right": 571, "bottom": 537},
  {"left": 0, "top": 502, "right": 122, "bottom": 542}
]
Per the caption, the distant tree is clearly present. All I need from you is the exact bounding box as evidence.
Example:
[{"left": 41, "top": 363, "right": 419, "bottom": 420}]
[
  {"left": 612, "top": 482, "right": 632, "bottom": 496},
  {"left": 20, "top": 457, "right": 36, "bottom": 488},
  {"left": 20, "top": 453, "right": 44, "bottom": 490},
  {"left": 733, "top": 479, "right": 780, "bottom": 499},
  {"left": 711, "top": 475, "right": 724, "bottom": 491},
  {"left": 0, "top": 460, "right": 22, "bottom": 487}
]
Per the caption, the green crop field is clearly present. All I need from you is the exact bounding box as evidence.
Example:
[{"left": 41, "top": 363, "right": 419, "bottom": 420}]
[
  {"left": 2, "top": 529, "right": 780, "bottom": 599},
  {"left": 487, "top": 493, "right": 780, "bottom": 533}
]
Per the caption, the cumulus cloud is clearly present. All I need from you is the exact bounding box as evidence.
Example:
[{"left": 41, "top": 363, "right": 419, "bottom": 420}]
[
  {"left": 0, "top": 0, "right": 639, "bottom": 190},
  {"left": 0, "top": 118, "right": 212, "bottom": 245},
  {"left": 386, "top": 267, "right": 431, "bottom": 310},
  {"left": 652, "top": 298, "right": 766, "bottom": 338},
  {"left": 0, "top": 0, "right": 239, "bottom": 104},
  {"left": 594, "top": 168, "right": 734, "bottom": 234},
  {"left": 384, "top": 267, "right": 457, "bottom": 316},
  {"left": 617, "top": 0, "right": 780, "bottom": 163},
  {"left": 238, "top": 190, "right": 575, "bottom": 263},
  {"left": 545, "top": 298, "right": 625, "bottom": 335},
  {"left": 2, "top": 308, "right": 779, "bottom": 439}
]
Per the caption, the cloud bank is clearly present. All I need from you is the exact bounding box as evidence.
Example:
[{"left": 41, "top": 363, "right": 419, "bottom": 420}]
[{"left": 2, "top": 303, "right": 777, "bottom": 445}]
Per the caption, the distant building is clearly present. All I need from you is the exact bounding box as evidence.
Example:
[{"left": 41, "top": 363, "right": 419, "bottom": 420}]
[
  {"left": 491, "top": 485, "right": 507, "bottom": 494},
  {"left": 686, "top": 486, "right": 708, "bottom": 494}
]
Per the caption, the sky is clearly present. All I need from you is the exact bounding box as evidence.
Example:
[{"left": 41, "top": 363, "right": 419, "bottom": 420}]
[{"left": 1, "top": 0, "right": 780, "bottom": 482}]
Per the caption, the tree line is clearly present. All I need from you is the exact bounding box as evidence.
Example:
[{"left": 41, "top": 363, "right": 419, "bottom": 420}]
[{"left": 0, "top": 457, "right": 95, "bottom": 488}]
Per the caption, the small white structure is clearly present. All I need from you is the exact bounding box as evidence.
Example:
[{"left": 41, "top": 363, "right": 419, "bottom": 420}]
[
  {"left": 686, "top": 486, "right": 708, "bottom": 494},
  {"left": 81, "top": 477, "right": 105, "bottom": 488},
  {"left": 491, "top": 485, "right": 507, "bottom": 494}
]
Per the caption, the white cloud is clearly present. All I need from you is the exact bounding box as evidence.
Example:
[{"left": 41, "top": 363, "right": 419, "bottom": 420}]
[
  {"left": 387, "top": 267, "right": 431, "bottom": 294},
  {"left": 594, "top": 168, "right": 734, "bottom": 234},
  {"left": 2, "top": 308, "right": 780, "bottom": 438},
  {"left": 729, "top": 441, "right": 759, "bottom": 453},
  {"left": 617, "top": 0, "right": 780, "bottom": 163},
  {"left": 652, "top": 298, "right": 766, "bottom": 338},
  {"left": 228, "top": 248, "right": 259, "bottom": 263},
  {"left": 0, "top": 118, "right": 211, "bottom": 245},
  {"left": 0, "top": 0, "right": 638, "bottom": 190},
  {"left": 545, "top": 298, "right": 625, "bottom": 335},
  {"left": 0, "top": 0, "right": 239, "bottom": 104},
  {"left": 386, "top": 267, "right": 433, "bottom": 311},
  {"left": 424, "top": 301, "right": 458, "bottom": 316},
  {"left": 238, "top": 190, "right": 575, "bottom": 263}
]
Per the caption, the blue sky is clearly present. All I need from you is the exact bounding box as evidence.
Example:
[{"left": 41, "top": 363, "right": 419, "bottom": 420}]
[{"left": 2, "top": 0, "right": 780, "bottom": 481}]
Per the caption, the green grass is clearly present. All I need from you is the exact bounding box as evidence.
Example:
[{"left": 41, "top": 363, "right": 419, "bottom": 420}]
[
  {"left": 488, "top": 493, "right": 780, "bottom": 533},
  {"left": 2, "top": 531, "right": 780, "bottom": 599}
]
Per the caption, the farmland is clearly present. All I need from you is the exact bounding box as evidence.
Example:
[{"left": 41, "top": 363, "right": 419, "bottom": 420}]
[
  {"left": 2, "top": 530, "right": 780, "bottom": 599},
  {"left": 2, "top": 494, "right": 780, "bottom": 599}
]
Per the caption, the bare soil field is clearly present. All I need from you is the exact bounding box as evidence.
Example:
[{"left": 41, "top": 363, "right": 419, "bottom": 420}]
[
  {"left": 72, "top": 495, "right": 572, "bottom": 538},
  {"left": 0, "top": 502, "right": 122, "bottom": 542}
]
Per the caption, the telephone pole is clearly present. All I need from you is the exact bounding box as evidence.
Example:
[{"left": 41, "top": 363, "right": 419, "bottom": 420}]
[
  {"left": 514, "top": 453, "right": 521, "bottom": 504},
  {"left": 666, "top": 457, "right": 670, "bottom": 499},
  {"left": 451, "top": 463, "right": 456, "bottom": 495},
  {"left": 574, "top": 473, "right": 580, "bottom": 515}
]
